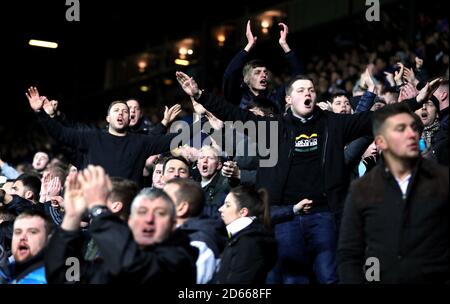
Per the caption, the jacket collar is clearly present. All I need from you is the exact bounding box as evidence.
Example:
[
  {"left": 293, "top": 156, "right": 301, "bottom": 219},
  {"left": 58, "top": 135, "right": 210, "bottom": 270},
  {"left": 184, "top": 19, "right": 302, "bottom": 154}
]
[{"left": 379, "top": 154, "right": 434, "bottom": 180}]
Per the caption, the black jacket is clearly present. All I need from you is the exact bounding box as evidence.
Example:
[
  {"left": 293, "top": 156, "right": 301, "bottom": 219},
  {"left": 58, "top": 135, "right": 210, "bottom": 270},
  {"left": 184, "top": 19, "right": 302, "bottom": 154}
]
[
  {"left": 213, "top": 221, "right": 277, "bottom": 284},
  {"left": 45, "top": 213, "right": 198, "bottom": 284},
  {"left": 338, "top": 157, "right": 449, "bottom": 283},
  {"left": 196, "top": 92, "right": 373, "bottom": 217},
  {"left": 201, "top": 173, "right": 230, "bottom": 219}
]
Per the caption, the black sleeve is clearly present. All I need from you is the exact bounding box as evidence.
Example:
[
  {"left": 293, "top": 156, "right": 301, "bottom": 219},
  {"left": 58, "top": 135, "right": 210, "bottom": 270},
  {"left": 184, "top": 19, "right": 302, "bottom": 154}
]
[
  {"left": 344, "top": 136, "right": 373, "bottom": 168},
  {"left": 148, "top": 122, "right": 167, "bottom": 136},
  {"left": 337, "top": 191, "right": 366, "bottom": 283},
  {"left": 43, "top": 201, "right": 64, "bottom": 226},
  {"left": 197, "top": 92, "right": 268, "bottom": 124},
  {"left": 403, "top": 97, "right": 423, "bottom": 112},
  {"left": 341, "top": 111, "right": 374, "bottom": 143},
  {"left": 44, "top": 228, "right": 88, "bottom": 284},
  {"left": 36, "top": 111, "right": 88, "bottom": 149},
  {"left": 270, "top": 205, "right": 295, "bottom": 225},
  {"left": 223, "top": 50, "right": 249, "bottom": 105},
  {"left": 272, "top": 51, "right": 303, "bottom": 109}
]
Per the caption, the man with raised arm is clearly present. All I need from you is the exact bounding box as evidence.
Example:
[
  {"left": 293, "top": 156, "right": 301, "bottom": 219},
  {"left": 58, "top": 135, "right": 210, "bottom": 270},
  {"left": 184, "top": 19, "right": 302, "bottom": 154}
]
[{"left": 26, "top": 87, "right": 186, "bottom": 185}]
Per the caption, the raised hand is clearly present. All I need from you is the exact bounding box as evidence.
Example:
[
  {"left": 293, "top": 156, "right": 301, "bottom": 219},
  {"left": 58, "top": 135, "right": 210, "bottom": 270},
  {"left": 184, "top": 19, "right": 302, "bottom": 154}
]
[
  {"left": 278, "top": 23, "right": 291, "bottom": 53},
  {"left": 398, "top": 83, "right": 419, "bottom": 102},
  {"left": 317, "top": 101, "right": 332, "bottom": 111},
  {"left": 403, "top": 67, "right": 419, "bottom": 86},
  {"left": 161, "top": 104, "right": 182, "bottom": 126},
  {"left": 42, "top": 97, "right": 58, "bottom": 118},
  {"left": 61, "top": 172, "right": 87, "bottom": 231},
  {"left": 47, "top": 176, "right": 62, "bottom": 198},
  {"left": 365, "top": 66, "right": 377, "bottom": 92},
  {"left": 415, "top": 56, "right": 424, "bottom": 70},
  {"left": 78, "top": 165, "right": 112, "bottom": 209},
  {"left": 205, "top": 111, "right": 224, "bottom": 131},
  {"left": 39, "top": 171, "right": 52, "bottom": 203},
  {"left": 244, "top": 20, "right": 257, "bottom": 52},
  {"left": 394, "top": 62, "right": 405, "bottom": 86},
  {"left": 26, "top": 86, "right": 44, "bottom": 112},
  {"left": 415, "top": 78, "right": 442, "bottom": 104},
  {"left": 176, "top": 71, "right": 201, "bottom": 99},
  {"left": 221, "top": 160, "right": 240, "bottom": 179}
]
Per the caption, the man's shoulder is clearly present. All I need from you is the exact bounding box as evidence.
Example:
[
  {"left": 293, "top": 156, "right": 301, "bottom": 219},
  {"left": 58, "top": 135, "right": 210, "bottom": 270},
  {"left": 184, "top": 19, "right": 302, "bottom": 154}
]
[{"left": 420, "top": 158, "right": 449, "bottom": 178}]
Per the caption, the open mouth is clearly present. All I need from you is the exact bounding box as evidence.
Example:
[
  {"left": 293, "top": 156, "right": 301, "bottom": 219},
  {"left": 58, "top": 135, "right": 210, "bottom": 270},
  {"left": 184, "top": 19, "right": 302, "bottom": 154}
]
[
  {"left": 407, "top": 143, "right": 419, "bottom": 150},
  {"left": 142, "top": 228, "right": 154, "bottom": 237},
  {"left": 130, "top": 114, "right": 136, "bottom": 120},
  {"left": 117, "top": 118, "right": 124, "bottom": 124},
  {"left": 304, "top": 99, "right": 312, "bottom": 106},
  {"left": 260, "top": 79, "right": 267, "bottom": 86},
  {"left": 201, "top": 164, "right": 209, "bottom": 173},
  {"left": 18, "top": 244, "right": 30, "bottom": 255}
]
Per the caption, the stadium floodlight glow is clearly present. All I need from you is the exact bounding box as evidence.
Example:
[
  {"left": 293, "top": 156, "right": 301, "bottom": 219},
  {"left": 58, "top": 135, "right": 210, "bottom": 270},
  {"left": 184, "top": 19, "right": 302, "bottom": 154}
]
[
  {"left": 140, "top": 85, "right": 150, "bottom": 92},
  {"left": 175, "top": 59, "right": 190, "bottom": 66},
  {"left": 29, "top": 39, "right": 58, "bottom": 49}
]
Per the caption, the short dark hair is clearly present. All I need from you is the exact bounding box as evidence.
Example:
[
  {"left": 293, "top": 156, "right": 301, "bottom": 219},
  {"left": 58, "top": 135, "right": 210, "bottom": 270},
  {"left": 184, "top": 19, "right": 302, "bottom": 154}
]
[
  {"left": 285, "top": 75, "right": 315, "bottom": 96},
  {"left": 165, "top": 178, "right": 205, "bottom": 217},
  {"left": 15, "top": 173, "right": 41, "bottom": 203},
  {"left": 125, "top": 98, "right": 142, "bottom": 106},
  {"left": 330, "top": 91, "right": 350, "bottom": 104},
  {"left": 107, "top": 100, "right": 128, "bottom": 115},
  {"left": 372, "top": 103, "right": 416, "bottom": 136},
  {"left": 108, "top": 177, "right": 139, "bottom": 220},
  {"left": 15, "top": 208, "right": 54, "bottom": 236},
  {"left": 163, "top": 156, "right": 191, "bottom": 175},
  {"left": 246, "top": 96, "right": 279, "bottom": 115}
]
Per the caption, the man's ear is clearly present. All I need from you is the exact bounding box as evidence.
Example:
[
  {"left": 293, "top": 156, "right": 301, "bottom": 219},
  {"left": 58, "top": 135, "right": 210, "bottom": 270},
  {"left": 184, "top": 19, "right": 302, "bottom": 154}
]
[
  {"left": 285, "top": 95, "right": 292, "bottom": 105},
  {"left": 440, "top": 91, "right": 448, "bottom": 105},
  {"left": 217, "top": 162, "right": 223, "bottom": 171},
  {"left": 375, "top": 135, "right": 387, "bottom": 151},
  {"left": 24, "top": 190, "right": 34, "bottom": 201},
  {"left": 106, "top": 115, "right": 110, "bottom": 124},
  {"left": 176, "top": 201, "right": 189, "bottom": 217}
]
